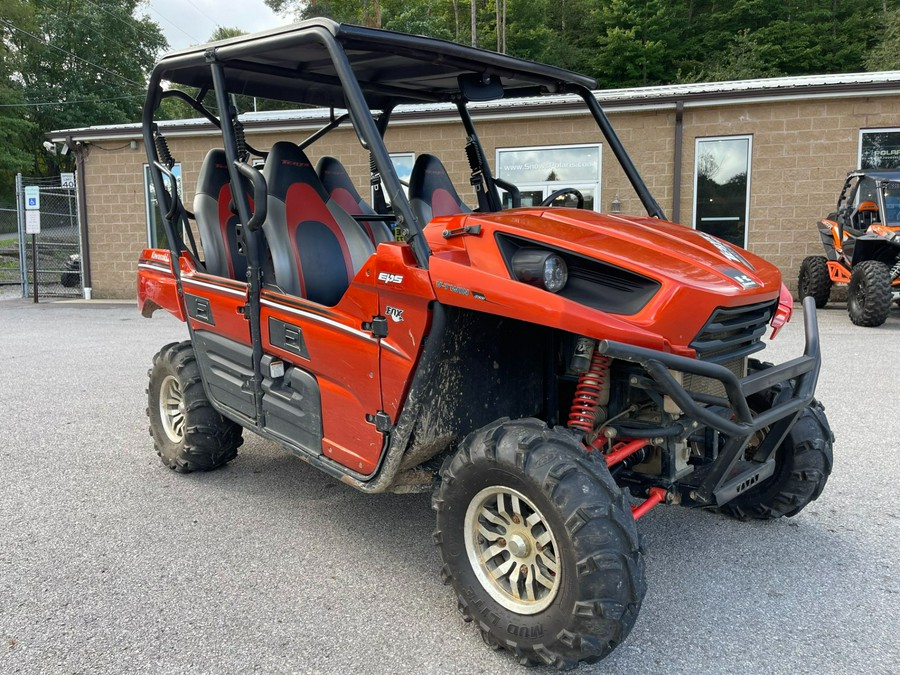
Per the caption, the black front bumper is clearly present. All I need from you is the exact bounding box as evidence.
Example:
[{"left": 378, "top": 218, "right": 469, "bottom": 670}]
[{"left": 596, "top": 296, "right": 821, "bottom": 506}]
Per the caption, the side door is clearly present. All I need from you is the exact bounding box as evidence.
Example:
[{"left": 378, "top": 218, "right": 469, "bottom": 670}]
[
  {"left": 181, "top": 270, "right": 257, "bottom": 425},
  {"left": 258, "top": 262, "right": 385, "bottom": 476}
]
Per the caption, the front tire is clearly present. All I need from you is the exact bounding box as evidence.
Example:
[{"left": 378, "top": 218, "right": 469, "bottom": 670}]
[
  {"left": 147, "top": 341, "right": 242, "bottom": 472},
  {"left": 720, "top": 364, "right": 833, "bottom": 520},
  {"left": 847, "top": 260, "right": 891, "bottom": 327},
  {"left": 433, "top": 419, "right": 645, "bottom": 669},
  {"left": 797, "top": 255, "right": 831, "bottom": 308}
]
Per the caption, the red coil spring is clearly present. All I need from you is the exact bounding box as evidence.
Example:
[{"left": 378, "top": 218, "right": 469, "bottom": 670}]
[{"left": 567, "top": 352, "right": 611, "bottom": 433}]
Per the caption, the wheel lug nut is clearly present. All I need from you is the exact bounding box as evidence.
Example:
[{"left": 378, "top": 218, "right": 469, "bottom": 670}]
[
  {"left": 497, "top": 537, "right": 506, "bottom": 547},
  {"left": 520, "top": 565, "right": 528, "bottom": 576},
  {"left": 512, "top": 515, "right": 520, "bottom": 524}
]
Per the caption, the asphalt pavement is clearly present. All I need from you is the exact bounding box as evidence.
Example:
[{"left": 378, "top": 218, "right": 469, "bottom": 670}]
[{"left": 0, "top": 297, "right": 897, "bottom": 674}]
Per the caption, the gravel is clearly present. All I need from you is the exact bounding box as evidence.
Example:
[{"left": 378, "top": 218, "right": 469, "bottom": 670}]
[{"left": 0, "top": 297, "right": 898, "bottom": 674}]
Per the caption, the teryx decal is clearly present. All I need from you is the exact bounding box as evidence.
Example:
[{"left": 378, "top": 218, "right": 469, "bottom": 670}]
[{"left": 385, "top": 306, "right": 404, "bottom": 322}]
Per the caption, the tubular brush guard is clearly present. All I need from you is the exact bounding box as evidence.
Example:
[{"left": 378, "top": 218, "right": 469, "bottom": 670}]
[{"left": 597, "top": 297, "right": 821, "bottom": 507}]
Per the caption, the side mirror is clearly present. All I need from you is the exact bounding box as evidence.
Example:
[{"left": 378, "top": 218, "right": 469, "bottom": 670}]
[{"left": 234, "top": 161, "right": 268, "bottom": 231}]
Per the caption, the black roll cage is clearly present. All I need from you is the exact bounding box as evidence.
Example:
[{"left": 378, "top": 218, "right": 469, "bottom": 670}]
[{"left": 142, "top": 19, "right": 665, "bottom": 281}]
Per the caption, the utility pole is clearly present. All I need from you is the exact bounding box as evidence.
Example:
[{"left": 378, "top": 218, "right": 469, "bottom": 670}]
[{"left": 471, "top": 0, "right": 477, "bottom": 47}]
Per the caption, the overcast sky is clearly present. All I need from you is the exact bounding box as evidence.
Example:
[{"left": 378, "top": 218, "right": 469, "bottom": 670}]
[{"left": 141, "top": 0, "right": 295, "bottom": 51}]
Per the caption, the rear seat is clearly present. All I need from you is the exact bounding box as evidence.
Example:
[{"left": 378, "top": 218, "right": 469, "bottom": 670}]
[
  {"left": 262, "top": 142, "right": 375, "bottom": 306},
  {"left": 193, "top": 149, "right": 249, "bottom": 279},
  {"left": 316, "top": 155, "right": 393, "bottom": 246}
]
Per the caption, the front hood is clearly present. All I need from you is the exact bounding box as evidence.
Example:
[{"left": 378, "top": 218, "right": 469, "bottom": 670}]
[
  {"left": 423, "top": 207, "right": 784, "bottom": 352},
  {"left": 472, "top": 208, "right": 779, "bottom": 295}
]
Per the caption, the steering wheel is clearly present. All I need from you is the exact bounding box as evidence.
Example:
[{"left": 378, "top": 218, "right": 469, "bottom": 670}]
[{"left": 541, "top": 188, "right": 584, "bottom": 209}]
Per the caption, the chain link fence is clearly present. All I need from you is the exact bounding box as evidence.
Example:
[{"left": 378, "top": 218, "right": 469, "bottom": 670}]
[
  {"left": 17, "top": 175, "right": 82, "bottom": 299},
  {"left": 0, "top": 200, "right": 21, "bottom": 288}
]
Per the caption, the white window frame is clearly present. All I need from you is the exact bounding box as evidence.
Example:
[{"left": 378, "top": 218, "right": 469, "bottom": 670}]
[
  {"left": 373, "top": 152, "right": 415, "bottom": 205},
  {"left": 495, "top": 143, "right": 602, "bottom": 212},
  {"left": 143, "top": 163, "right": 182, "bottom": 247},
  {"left": 858, "top": 128, "right": 900, "bottom": 169},
  {"left": 692, "top": 135, "right": 752, "bottom": 249}
]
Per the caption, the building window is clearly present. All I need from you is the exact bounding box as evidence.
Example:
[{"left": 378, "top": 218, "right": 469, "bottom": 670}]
[
  {"left": 374, "top": 152, "right": 414, "bottom": 205},
  {"left": 693, "top": 136, "right": 752, "bottom": 248},
  {"left": 144, "top": 163, "right": 182, "bottom": 248},
  {"left": 859, "top": 128, "right": 900, "bottom": 169},
  {"left": 496, "top": 144, "right": 601, "bottom": 211}
]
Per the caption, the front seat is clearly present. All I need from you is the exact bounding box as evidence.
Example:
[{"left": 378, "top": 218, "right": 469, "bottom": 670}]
[
  {"left": 263, "top": 142, "right": 375, "bottom": 306},
  {"left": 316, "top": 156, "right": 393, "bottom": 245},
  {"left": 407, "top": 154, "right": 471, "bottom": 227},
  {"left": 193, "top": 149, "right": 250, "bottom": 279}
]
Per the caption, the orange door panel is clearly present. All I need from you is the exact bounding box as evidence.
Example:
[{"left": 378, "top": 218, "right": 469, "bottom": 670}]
[{"left": 260, "top": 267, "right": 384, "bottom": 475}]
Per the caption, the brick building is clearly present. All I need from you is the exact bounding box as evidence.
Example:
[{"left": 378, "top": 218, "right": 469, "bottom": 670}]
[{"left": 50, "top": 71, "right": 900, "bottom": 299}]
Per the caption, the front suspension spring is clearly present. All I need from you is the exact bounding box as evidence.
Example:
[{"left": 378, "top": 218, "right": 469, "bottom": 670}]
[{"left": 567, "top": 351, "right": 611, "bottom": 434}]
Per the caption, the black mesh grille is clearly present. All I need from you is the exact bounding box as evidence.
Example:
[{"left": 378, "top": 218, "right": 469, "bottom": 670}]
[{"left": 690, "top": 301, "right": 775, "bottom": 365}]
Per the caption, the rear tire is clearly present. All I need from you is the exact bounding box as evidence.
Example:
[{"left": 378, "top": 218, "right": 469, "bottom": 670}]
[
  {"left": 847, "top": 260, "right": 891, "bottom": 327},
  {"left": 147, "top": 341, "right": 242, "bottom": 472},
  {"left": 433, "top": 418, "right": 645, "bottom": 669},
  {"left": 797, "top": 256, "right": 831, "bottom": 308}
]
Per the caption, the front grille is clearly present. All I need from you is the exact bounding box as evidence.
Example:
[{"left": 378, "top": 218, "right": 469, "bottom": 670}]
[
  {"left": 683, "top": 357, "right": 746, "bottom": 399},
  {"left": 690, "top": 300, "right": 775, "bottom": 365}
]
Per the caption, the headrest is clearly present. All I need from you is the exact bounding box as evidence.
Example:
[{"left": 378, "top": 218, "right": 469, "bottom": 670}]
[{"left": 264, "top": 142, "right": 329, "bottom": 203}]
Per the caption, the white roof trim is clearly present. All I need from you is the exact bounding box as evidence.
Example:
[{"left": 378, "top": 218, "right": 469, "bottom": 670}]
[{"left": 49, "top": 70, "right": 900, "bottom": 142}]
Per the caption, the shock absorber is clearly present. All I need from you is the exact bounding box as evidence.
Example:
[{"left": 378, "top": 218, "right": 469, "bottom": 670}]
[
  {"left": 154, "top": 132, "right": 174, "bottom": 168},
  {"left": 233, "top": 117, "right": 248, "bottom": 163},
  {"left": 568, "top": 343, "right": 611, "bottom": 434},
  {"left": 890, "top": 258, "right": 900, "bottom": 281}
]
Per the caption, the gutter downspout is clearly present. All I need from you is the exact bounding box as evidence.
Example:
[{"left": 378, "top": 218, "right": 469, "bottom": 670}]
[
  {"left": 672, "top": 101, "right": 684, "bottom": 224},
  {"left": 72, "top": 137, "right": 92, "bottom": 298}
]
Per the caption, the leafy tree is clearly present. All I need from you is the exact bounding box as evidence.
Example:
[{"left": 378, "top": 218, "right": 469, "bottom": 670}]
[
  {"left": 866, "top": 9, "right": 900, "bottom": 70},
  {"left": 0, "top": 0, "right": 38, "bottom": 200},
  {"left": 0, "top": 0, "right": 166, "bottom": 197}
]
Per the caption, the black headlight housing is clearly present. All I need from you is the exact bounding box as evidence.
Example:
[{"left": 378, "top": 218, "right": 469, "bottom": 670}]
[
  {"left": 497, "top": 233, "right": 662, "bottom": 315},
  {"left": 511, "top": 249, "right": 569, "bottom": 293}
]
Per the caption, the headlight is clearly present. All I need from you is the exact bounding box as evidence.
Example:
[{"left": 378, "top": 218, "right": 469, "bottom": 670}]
[{"left": 511, "top": 249, "right": 568, "bottom": 293}]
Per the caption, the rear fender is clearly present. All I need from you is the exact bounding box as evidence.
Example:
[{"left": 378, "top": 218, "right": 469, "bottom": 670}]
[
  {"left": 816, "top": 219, "right": 840, "bottom": 260},
  {"left": 137, "top": 248, "right": 186, "bottom": 321}
]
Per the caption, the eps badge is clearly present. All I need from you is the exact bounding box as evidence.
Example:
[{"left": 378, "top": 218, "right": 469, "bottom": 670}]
[{"left": 385, "top": 306, "right": 404, "bottom": 322}]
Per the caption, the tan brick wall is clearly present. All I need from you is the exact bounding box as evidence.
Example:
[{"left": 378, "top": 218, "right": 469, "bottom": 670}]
[{"left": 82, "top": 93, "right": 900, "bottom": 298}]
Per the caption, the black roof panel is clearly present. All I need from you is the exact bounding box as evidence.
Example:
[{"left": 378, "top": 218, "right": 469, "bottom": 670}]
[{"left": 153, "top": 18, "right": 597, "bottom": 109}]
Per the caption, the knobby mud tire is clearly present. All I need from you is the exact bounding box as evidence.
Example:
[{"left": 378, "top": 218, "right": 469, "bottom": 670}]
[
  {"left": 147, "top": 341, "right": 242, "bottom": 473},
  {"left": 847, "top": 260, "right": 891, "bottom": 327},
  {"left": 797, "top": 255, "right": 832, "bottom": 309},
  {"left": 433, "top": 418, "right": 645, "bottom": 670},
  {"left": 720, "top": 365, "right": 833, "bottom": 521}
]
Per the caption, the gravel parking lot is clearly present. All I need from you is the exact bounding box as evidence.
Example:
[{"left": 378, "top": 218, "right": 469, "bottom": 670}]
[{"left": 1, "top": 297, "right": 898, "bottom": 674}]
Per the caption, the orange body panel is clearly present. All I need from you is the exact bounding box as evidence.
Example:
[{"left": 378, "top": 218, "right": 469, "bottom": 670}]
[
  {"left": 139, "top": 208, "right": 785, "bottom": 476},
  {"left": 259, "top": 267, "right": 383, "bottom": 474},
  {"left": 423, "top": 209, "right": 782, "bottom": 356}
]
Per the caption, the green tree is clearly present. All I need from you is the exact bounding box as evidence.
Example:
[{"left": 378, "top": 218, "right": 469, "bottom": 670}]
[
  {"left": 866, "top": 9, "right": 900, "bottom": 70},
  {"left": 1, "top": 0, "right": 166, "bottom": 195},
  {"left": 0, "top": 0, "right": 38, "bottom": 201}
]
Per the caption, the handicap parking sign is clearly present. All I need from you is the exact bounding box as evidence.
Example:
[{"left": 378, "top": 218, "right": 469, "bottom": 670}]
[{"left": 24, "top": 186, "right": 40, "bottom": 210}]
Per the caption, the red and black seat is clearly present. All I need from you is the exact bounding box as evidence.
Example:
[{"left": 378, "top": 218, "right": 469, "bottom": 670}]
[
  {"left": 263, "top": 142, "right": 375, "bottom": 306},
  {"left": 407, "top": 153, "right": 471, "bottom": 226},
  {"left": 193, "top": 149, "right": 251, "bottom": 279},
  {"left": 316, "top": 156, "right": 393, "bottom": 245}
]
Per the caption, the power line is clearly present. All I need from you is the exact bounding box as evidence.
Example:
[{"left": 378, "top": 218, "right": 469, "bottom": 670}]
[
  {"left": 182, "top": 0, "right": 220, "bottom": 28},
  {"left": 78, "top": 0, "right": 148, "bottom": 49},
  {"left": 146, "top": 2, "right": 204, "bottom": 44},
  {"left": 0, "top": 95, "right": 143, "bottom": 108},
  {"left": 0, "top": 18, "right": 143, "bottom": 89}
]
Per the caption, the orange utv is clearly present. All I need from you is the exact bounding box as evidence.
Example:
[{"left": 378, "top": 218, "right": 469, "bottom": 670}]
[
  {"left": 799, "top": 170, "right": 900, "bottom": 326},
  {"left": 138, "top": 20, "right": 833, "bottom": 669}
]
